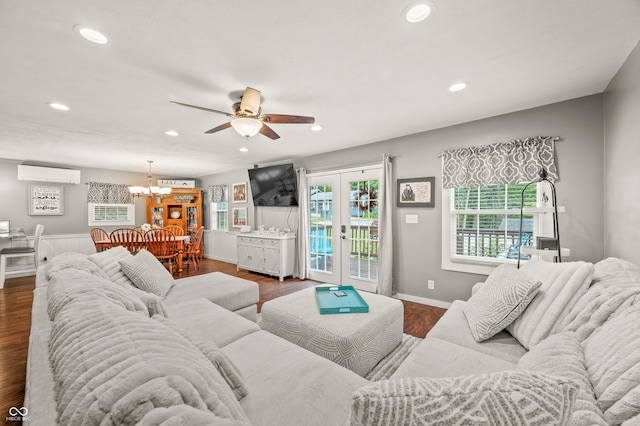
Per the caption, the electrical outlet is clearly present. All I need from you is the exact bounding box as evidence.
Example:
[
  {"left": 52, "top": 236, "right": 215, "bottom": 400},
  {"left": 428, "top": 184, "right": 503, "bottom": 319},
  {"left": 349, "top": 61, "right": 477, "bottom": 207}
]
[{"left": 428, "top": 280, "right": 435, "bottom": 290}]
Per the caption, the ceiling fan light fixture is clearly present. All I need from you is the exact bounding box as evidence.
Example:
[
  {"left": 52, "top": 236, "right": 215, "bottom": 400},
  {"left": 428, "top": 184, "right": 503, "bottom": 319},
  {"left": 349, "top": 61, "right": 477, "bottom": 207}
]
[
  {"left": 404, "top": 1, "right": 434, "bottom": 23},
  {"left": 73, "top": 25, "right": 109, "bottom": 44},
  {"left": 231, "top": 117, "right": 263, "bottom": 138}
]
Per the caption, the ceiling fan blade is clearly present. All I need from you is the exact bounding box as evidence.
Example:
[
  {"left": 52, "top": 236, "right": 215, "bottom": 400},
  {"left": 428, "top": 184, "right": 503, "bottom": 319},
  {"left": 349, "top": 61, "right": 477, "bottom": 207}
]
[
  {"left": 205, "top": 122, "right": 232, "bottom": 134},
  {"left": 261, "top": 114, "right": 315, "bottom": 124},
  {"left": 170, "top": 101, "right": 234, "bottom": 117},
  {"left": 259, "top": 123, "right": 280, "bottom": 140},
  {"left": 239, "top": 87, "right": 261, "bottom": 115}
]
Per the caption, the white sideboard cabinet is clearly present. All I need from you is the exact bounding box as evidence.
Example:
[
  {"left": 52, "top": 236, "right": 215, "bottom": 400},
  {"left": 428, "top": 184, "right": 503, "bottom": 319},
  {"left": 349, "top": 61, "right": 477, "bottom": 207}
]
[{"left": 237, "top": 233, "right": 296, "bottom": 282}]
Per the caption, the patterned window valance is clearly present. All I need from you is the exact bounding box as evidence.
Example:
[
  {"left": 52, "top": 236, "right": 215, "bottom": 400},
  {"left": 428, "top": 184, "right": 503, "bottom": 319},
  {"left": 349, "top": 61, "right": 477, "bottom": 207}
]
[
  {"left": 87, "top": 182, "right": 134, "bottom": 204},
  {"left": 441, "top": 136, "right": 559, "bottom": 189},
  {"left": 207, "top": 185, "right": 227, "bottom": 203}
]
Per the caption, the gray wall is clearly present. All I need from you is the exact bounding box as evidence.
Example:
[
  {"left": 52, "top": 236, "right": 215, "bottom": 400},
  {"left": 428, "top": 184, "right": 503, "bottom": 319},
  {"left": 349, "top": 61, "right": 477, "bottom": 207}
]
[
  {"left": 201, "top": 94, "right": 606, "bottom": 302},
  {"left": 0, "top": 93, "right": 611, "bottom": 303},
  {"left": 0, "top": 158, "right": 174, "bottom": 235},
  {"left": 604, "top": 40, "right": 640, "bottom": 264}
]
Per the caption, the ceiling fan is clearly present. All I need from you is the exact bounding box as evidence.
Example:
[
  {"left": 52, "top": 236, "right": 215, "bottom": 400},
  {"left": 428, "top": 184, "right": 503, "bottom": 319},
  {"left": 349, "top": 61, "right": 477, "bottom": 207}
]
[{"left": 171, "top": 87, "right": 315, "bottom": 139}]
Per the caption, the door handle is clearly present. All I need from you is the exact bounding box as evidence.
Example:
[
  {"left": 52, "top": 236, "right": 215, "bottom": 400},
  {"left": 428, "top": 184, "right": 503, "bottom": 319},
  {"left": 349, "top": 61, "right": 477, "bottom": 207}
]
[{"left": 341, "top": 235, "right": 346, "bottom": 240}]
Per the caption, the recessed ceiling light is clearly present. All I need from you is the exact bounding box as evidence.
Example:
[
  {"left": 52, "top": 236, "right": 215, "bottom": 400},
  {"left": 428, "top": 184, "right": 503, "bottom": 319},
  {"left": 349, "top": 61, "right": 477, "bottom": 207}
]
[
  {"left": 48, "top": 102, "right": 69, "bottom": 111},
  {"left": 239, "top": 146, "right": 249, "bottom": 153},
  {"left": 449, "top": 82, "right": 468, "bottom": 92},
  {"left": 73, "top": 25, "right": 108, "bottom": 44},
  {"left": 403, "top": 1, "right": 434, "bottom": 23},
  {"left": 311, "top": 125, "right": 322, "bottom": 132},
  {"left": 164, "top": 130, "right": 179, "bottom": 136}
]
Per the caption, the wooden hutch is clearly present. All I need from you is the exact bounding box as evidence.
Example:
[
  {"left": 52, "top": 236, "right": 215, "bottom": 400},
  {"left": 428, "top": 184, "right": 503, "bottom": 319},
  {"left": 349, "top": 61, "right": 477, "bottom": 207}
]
[{"left": 146, "top": 189, "right": 203, "bottom": 238}]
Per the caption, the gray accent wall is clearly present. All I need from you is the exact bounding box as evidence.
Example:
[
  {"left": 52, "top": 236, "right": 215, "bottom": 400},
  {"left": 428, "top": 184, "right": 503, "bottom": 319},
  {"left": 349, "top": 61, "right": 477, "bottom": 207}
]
[
  {"left": 604, "top": 41, "right": 640, "bottom": 264},
  {"left": 0, "top": 158, "right": 170, "bottom": 235},
  {"left": 201, "top": 95, "right": 605, "bottom": 303},
  {"left": 0, "top": 92, "right": 614, "bottom": 304}
]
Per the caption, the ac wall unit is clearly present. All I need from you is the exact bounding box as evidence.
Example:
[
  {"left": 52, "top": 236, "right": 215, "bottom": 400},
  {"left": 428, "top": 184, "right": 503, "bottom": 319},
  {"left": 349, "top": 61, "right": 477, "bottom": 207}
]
[{"left": 17, "top": 165, "right": 81, "bottom": 184}]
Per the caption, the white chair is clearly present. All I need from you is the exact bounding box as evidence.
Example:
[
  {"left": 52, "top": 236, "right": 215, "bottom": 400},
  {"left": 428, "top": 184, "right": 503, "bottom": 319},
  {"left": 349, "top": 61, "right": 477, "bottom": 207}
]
[{"left": 0, "top": 224, "right": 44, "bottom": 289}]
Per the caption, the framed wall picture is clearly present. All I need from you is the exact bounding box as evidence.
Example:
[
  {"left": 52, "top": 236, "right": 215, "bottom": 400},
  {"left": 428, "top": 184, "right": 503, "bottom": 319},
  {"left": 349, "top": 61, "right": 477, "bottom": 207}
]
[
  {"left": 29, "top": 184, "right": 64, "bottom": 215},
  {"left": 233, "top": 207, "right": 248, "bottom": 228},
  {"left": 232, "top": 182, "right": 247, "bottom": 203},
  {"left": 397, "top": 177, "right": 435, "bottom": 208}
]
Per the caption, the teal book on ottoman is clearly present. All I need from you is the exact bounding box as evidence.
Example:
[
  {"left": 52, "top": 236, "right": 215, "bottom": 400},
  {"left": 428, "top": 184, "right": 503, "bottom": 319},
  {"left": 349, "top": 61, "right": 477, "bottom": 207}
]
[{"left": 315, "top": 286, "right": 369, "bottom": 314}]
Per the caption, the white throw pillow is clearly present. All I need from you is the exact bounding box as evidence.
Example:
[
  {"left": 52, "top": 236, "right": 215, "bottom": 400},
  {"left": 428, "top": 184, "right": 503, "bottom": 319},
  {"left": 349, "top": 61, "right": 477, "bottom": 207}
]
[
  {"left": 119, "top": 249, "right": 175, "bottom": 298},
  {"left": 518, "top": 332, "right": 607, "bottom": 426},
  {"left": 464, "top": 264, "right": 541, "bottom": 342},
  {"left": 506, "top": 260, "right": 594, "bottom": 349},
  {"left": 349, "top": 370, "right": 578, "bottom": 426},
  {"left": 87, "top": 245, "right": 136, "bottom": 287}
]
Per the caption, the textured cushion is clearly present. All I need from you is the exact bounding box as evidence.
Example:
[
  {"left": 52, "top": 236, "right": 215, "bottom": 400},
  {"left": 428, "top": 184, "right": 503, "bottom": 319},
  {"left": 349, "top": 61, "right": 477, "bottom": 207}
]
[
  {"left": 153, "top": 315, "right": 248, "bottom": 401},
  {"left": 552, "top": 258, "right": 640, "bottom": 342},
  {"left": 591, "top": 257, "right": 640, "bottom": 288},
  {"left": 349, "top": 370, "right": 578, "bottom": 426},
  {"left": 518, "top": 332, "right": 607, "bottom": 425},
  {"left": 44, "top": 252, "right": 110, "bottom": 281},
  {"left": 87, "top": 245, "right": 136, "bottom": 287},
  {"left": 49, "top": 300, "right": 249, "bottom": 424},
  {"left": 464, "top": 264, "right": 541, "bottom": 342},
  {"left": 166, "top": 299, "right": 260, "bottom": 348},
  {"left": 583, "top": 302, "right": 640, "bottom": 424},
  {"left": 119, "top": 249, "right": 175, "bottom": 298},
  {"left": 167, "top": 272, "right": 259, "bottom": 312},
  {"left": 47, "top": 269, "right": 149, "bottom": 320},
  {"left": 506, "top": 260, "right": 594, "bottom": 349},
  {"left": 222, "top": 330, "right": 368, "bottom": 426},
  {"left": 85, "top": 247, "right": 168, "bottom": 316}
]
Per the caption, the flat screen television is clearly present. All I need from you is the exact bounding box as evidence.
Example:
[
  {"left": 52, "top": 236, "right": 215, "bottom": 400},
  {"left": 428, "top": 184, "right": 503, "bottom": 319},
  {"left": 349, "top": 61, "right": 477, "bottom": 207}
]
[{"left": 248, "top": 163, "right": 298, "bottom": 207}]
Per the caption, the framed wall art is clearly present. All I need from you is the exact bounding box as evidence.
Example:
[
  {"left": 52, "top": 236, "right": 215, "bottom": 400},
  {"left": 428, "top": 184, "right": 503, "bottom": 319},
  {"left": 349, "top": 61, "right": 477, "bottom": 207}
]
[
  {"left": 232, "top": 182, "right": 247, "bottom": 203},
  {"left": 233, "top": 207, "right": 248, "bottom": 228},
  {"left": 397, "top": 177, "right": 435, "bottom": 208},
  {"left": 29, "top": 184, "right": 64, "bottom": 215}
]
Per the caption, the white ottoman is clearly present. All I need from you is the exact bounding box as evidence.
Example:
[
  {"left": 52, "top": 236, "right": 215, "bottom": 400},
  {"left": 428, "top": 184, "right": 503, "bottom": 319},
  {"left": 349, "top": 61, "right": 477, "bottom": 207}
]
[{"left": 261, "top": 286, "right": 404, "bottom": 376}]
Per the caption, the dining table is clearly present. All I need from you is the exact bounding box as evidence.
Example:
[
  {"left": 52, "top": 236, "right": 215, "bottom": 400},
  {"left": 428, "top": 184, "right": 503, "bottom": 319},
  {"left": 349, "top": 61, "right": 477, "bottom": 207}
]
[{"left": 95, "top": 234, "right": 190, "bottom": 272}]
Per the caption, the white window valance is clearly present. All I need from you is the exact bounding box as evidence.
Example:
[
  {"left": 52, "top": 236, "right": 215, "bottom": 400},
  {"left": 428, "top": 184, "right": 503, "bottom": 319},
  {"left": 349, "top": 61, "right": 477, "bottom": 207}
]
[
  {"left": 87, "top": 182, "right": 133, "bottom": 204},
  {"left": 441, "top": 136, "right": 559, "bottom": 189}
]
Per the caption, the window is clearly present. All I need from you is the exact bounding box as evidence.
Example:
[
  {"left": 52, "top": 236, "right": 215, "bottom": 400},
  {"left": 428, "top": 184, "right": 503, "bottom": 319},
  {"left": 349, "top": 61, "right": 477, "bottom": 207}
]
[
  {"left": 210, "top": 186, "right": 229, "bottom": 231},
  {"left": 442, "top": 183, "right": 538, "bottom": 274},
  {"left": 88, "top": 203, "right": 135, "bottom": 226}
]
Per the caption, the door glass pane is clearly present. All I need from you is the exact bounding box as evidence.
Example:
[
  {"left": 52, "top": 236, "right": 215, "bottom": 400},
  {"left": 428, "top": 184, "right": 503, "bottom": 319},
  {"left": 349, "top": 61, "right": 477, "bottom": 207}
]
[
  {"left": 348, "top": 178, "right": 378, "bottom": 281},
  {"left": 309, "top": 184, "right": 333, "bottom": 273}
]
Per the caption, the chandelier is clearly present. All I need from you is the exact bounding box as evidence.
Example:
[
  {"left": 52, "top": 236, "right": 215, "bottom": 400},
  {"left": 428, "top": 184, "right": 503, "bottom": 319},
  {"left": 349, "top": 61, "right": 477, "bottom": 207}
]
[{"left": 128, "top": 160, "right": 172, "bottom": 198}]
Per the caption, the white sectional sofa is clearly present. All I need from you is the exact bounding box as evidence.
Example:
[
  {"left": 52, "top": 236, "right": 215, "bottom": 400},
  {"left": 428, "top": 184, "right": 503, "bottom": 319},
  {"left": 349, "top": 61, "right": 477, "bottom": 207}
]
[{"left": 23, "top": 247, "right": 640, "bottom": 425}]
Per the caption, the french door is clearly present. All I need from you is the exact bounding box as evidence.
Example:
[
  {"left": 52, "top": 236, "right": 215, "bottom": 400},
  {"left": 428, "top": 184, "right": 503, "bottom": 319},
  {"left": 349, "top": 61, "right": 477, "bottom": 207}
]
[{"left": 308, "top": 168, "right": 380, "bottom": 293}]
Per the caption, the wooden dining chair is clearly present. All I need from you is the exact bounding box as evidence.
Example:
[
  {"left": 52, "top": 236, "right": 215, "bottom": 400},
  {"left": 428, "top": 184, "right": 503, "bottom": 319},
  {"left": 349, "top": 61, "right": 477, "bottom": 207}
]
[
  {"left": 109, "top": 228, "right": 145, "bottom": 254},
  {"left": 145, "top": 229, "right": 180, "bottom": 274},
  {"left": 90, "top": 228, "right": 110, "bottom": 252},
  {"left": 184, "top": 226, "right": 204, "bottom": 271},
  {"left": 163, "top": 225, "right": 185, "bottom": 236}
]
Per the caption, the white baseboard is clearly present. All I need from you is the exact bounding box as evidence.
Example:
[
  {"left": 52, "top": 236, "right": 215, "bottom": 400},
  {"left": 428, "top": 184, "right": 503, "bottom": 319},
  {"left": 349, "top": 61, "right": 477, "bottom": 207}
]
[
  {"left": 393, "top": 293, "right": 452, "bottom": 309},
  {"left": 203, "top": 254, "right": 237, "bottom": 264}
]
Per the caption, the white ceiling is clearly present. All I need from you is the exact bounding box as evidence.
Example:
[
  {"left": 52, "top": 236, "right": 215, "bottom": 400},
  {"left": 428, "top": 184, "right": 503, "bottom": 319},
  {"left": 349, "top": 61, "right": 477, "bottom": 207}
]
[{"left": 1, "top": 0, "right": 639, "bottom": 177}]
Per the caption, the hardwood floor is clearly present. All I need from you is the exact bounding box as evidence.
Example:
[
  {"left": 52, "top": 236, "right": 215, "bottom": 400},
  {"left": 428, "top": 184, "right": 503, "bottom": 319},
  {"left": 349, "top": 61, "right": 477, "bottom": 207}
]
[{"left": 0, "top": 258, "right": 446, "bottom": 422}]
